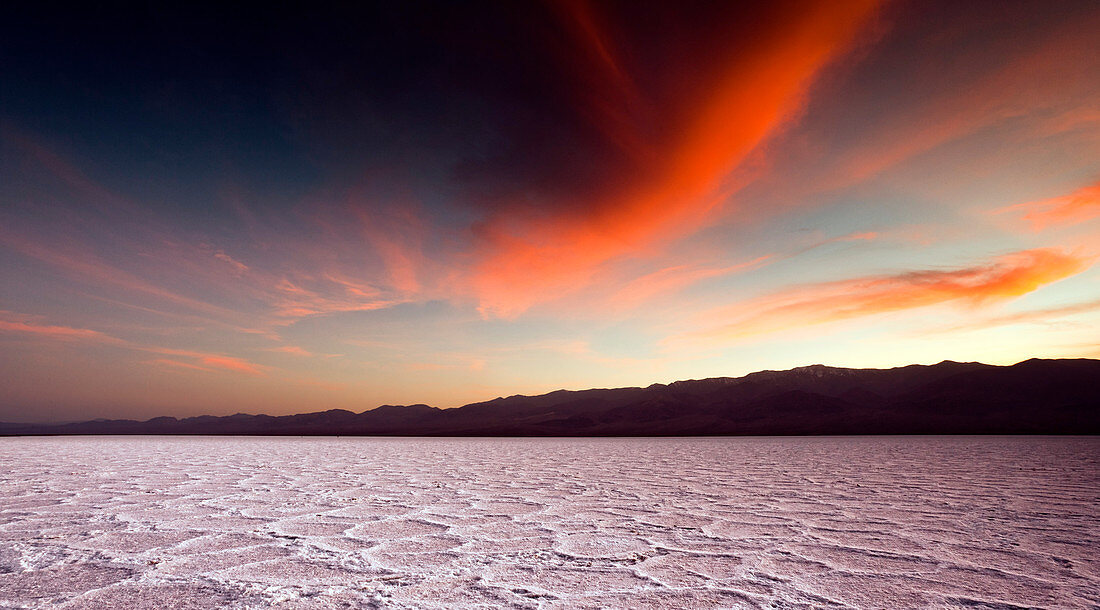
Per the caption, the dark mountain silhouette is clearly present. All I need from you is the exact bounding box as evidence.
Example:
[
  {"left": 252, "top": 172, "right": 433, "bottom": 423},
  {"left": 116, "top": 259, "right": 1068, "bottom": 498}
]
[{"left": 2, "top": 358, "right": 1097, "bottom": 436}]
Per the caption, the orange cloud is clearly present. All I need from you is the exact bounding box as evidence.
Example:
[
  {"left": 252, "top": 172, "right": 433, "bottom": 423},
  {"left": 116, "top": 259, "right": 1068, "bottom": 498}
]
[
  {"left": 469, "top": 1, "right": 881, "bottom": 317},
  {"left": 0, "top": 312, "right": 121, "bottom": 343},
  {"left": 147, "top": 354, "right": 268, "bottom": 376},
  {"left": 677, "top": 248, "right": 1092, "bottom": 344},
  {"left": 0, "top": 310, "right": 269, "bottom": 376},
  {"left": 835, "top": 231, "right": 878, "bottom": 243},
  {"left": 142, "top": 346, "right": 268, "bottom": 376},
  {"left": 197, "top": 355, "right": 266, "bottom": 376},
  {"left": 997, "top": 181, "right": 1100, "bottom": 231}
]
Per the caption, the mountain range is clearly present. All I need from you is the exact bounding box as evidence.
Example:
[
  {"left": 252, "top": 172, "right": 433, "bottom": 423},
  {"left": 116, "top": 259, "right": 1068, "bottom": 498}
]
[{"left": 2, "top": 358, "right": 1097, "bottom": 436}]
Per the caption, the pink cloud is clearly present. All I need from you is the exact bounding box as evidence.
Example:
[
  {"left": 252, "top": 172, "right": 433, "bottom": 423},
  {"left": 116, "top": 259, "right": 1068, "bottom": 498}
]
[{"left": 214, "top": 251, "right": 250, "bottom": 274}]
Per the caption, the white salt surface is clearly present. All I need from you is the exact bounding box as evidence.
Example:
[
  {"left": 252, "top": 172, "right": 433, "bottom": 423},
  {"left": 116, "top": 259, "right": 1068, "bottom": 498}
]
[{"left": 0, "top": 436, "right": 1096, "bottom": 608}]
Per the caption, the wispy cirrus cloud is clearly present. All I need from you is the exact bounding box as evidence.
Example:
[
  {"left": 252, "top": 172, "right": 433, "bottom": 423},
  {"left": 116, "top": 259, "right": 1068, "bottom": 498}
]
[
  {"left": 0, "top": 311, "right": 268, "bottom": 376},
  {"left": 145, "top": 355, "right": 262, "bottom": 376},
  {"left": 213, "top": 251, "right": 250, "bottom": 275},
  {"left": 146, "top": 358, "right": 223, "bottom": 374},
  {"left": 996, "top": 181, "right": 1100, "bottom": 231},
  {"left": 605, "top": 255, "right": 773, "bottom": 313},
  {"left": 268, "top": 277, "right": 404, "bottom": 320},
  {"left": 264, "top": 345, "right": 313, "bottom": 357},
  {"left": 0, "top": 311, "right": 124, "bottom": 343},
  {"left": 188, "top": 354, "right": 265, "bottom": 376},
  {"left": 742, "top": 6, "right": 1100, "bottom": 217},
  {"left": 672, "top": 248, "right": 1092, "bottom": 346},
  {"left": 928, "top": 297, "right": 1100, "bottom": 334},
  {"left": 0, "top": 137, "right": 413, "bottom": 331},
  {"left": 0, "top": 227, "right": 237, "bottom": 320}
]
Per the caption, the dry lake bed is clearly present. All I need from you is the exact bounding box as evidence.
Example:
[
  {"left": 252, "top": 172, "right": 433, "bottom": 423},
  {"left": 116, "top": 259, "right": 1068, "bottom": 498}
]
[{"left": 0, "top": 436, "right": 1096, "bottom": 608}]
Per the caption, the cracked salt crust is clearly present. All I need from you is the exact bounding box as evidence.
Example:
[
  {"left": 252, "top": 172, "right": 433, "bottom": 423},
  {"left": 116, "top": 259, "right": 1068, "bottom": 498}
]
[{"left": 0, "top": 436, "right": 1097, "bottom": 608}]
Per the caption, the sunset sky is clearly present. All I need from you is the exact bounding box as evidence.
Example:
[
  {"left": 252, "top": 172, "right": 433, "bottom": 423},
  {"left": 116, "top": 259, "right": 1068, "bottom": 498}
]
[{"left": 2, "top": 1, "right": 1098, "bottom": 422}]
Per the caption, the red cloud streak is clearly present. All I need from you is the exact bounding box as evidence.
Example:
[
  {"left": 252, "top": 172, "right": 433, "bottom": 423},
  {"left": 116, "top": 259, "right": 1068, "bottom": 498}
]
[{"left": 470, "top": 1, "right": 881, "bottom": 317}]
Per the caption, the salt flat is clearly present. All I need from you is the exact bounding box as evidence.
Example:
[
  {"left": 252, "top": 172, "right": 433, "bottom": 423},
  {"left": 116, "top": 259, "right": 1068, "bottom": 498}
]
[{"left": 0, "top": 436, "right": 1096, "bottom": 609}]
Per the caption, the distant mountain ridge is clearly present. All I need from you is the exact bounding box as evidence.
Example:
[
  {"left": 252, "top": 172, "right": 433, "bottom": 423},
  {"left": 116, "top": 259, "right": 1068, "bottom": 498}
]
[{"left": 3, "top": 359, "right": 1098, "bottom": 436}]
